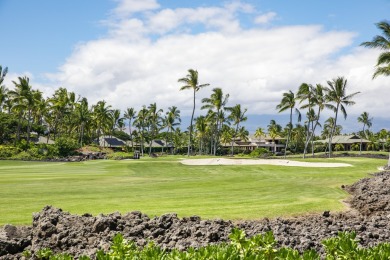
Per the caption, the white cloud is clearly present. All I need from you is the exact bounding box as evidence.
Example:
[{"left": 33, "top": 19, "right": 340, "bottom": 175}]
[
  {"left": 40, "top": 0, "right": 389, "bottom": 128},
  {"left": 254, "top": 12, "right": 277, "bottom": 24},
  {"left": 112, "top": 0, "right": 160, "bottom": 17}
]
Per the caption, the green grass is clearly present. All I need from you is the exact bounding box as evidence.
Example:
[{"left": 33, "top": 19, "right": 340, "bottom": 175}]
[{"left": 0, "top": 156, "right": 385, "bottom": 225}]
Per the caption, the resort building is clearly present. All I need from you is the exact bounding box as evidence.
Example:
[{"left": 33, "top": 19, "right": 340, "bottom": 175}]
[{"left": 316, "top": 135, "right": 371, "bottom": 151}]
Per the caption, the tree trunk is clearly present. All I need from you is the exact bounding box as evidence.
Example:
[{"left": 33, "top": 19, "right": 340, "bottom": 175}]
[
  {"left": 188, "top": 89, "right": 196, "bottom": 156},
  {"left": 359, "top": 125, "right": 365, "bottom": 155},
  {"left": 329, "top": 104, "right": 340, "bottom": 158}
]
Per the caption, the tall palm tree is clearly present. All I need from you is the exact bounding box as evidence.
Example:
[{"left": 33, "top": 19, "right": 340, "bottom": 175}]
[
  {"left": 165, "top": 106, "right": 181, "bottom": 154},
  {"left": 92, "top": 100, "right": 113, "bottom": 144},
  {"left": 74, "top": 97, "right": 91, "bottom": 146},
  {"left": 134, "top": 106, "right": 148, "bottom": 156},
  {"left": 361, "top": 20, "right": 390, "bottom": 165},
  {"left": 378, "top": 129, "right": 389, "bottom": 151},
  {"left": 325, "top": 77, "right": 360, "bottom": 158},
  {"left": 147, "top": 103, "right": 163, "bottom": 155},
  {"left": 276, "top": 90, "right": 300, "bottom": 158},
  {"left": 0, "top": 85, "right": 8, "bottom": 113},
  {"left": 267, "top": 120, "right": 282, "bottom": 153},
  {"left": 357, "top": 112, "right": 373, "bottom": 155},
  {"left": 361, "top": 20, "right": 390, "bottom": 78},
  {"left": 178, "top": 69, "right": 209, "bottom": 156},
  {"left": 9, "top": 76, "right": 33, "bottom": 143},
  {"left": 195, "top": 116, "right": 208, "bottom": 155},
  {"left": 124, "top": 107, "right": 136, "bottom": 150},
  {"left": 254, "top": 127, "right": 265, "bottom": 144},
  {"left": 0, "top": 66, "right": 8, "bottom": 113},
  {"left": 296, "top": 83, "right": 315, "bottom": 158},
  {"left": 201, "top": 87, "right": 229, "bottom": 155},
  {"left": 310, "top": 84, "right": 326, "bottom": 156},
  {"left": 226, "top": 104, "right": 247, "bottom": 156}
]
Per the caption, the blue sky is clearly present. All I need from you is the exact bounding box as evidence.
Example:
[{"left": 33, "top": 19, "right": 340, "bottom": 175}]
[{"left": 1, "top": 0, "right": 389, "bottom": 132}]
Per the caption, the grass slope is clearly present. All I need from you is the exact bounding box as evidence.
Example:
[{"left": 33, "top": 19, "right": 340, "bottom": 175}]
[{"left": 0, "top": 157, "right": 385, "bottom": 225}]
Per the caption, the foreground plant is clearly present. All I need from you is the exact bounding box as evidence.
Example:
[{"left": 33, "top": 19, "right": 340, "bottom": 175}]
[{"left": 24, "top": 229, "right": 390, "bottom": 259}]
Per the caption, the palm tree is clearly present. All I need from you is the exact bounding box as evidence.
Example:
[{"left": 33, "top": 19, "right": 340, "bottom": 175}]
[
  {"left": 9, "top": 76, "right": 34, "bottom": 143},
  {"left": 195, "top": 116, "right": 208, "bottom": 155},
  {"left": 147, "top": 103, "right": 163, "bottom": 155},
  {"left": 165, "top": 106, "right": 181, "bottom": 154},
  {"left": 201, "top": 87, "right": 229, "bottom": 155},
  {"left": 325, "top": 77, "right": 359, "bottom": 158},
  {"left": 0, "top": 66, "right": 8, "bottom": 113},
  {"left": 378, "top": 129, "right": 389, "bottom": 151},
  {"left": 310, "top": 84, "right": 326, "bottom": 156},
  {"left": 124, "top": 107, "right": 136, "bottom": 150},
  {"left": 322, "top": 117, "right": 342, "bottom": 154},
  {"left": 178, "top": 69, "right": 209, "bottom": 156},
  {"left": 254, "top": 127, "right": 265, "bottom": 140},
  {"left": 361, "top": 21, "right": 390, "bottom": 78},
  {"left": 0, "top": 85, "right": 8, "bottom": 113},
  {"left": 226, "top": 104, "right": 247, "bottom": 156},
  {"left": 134, "top": 106, "right": 148, "bottom": 156},
  {"left": 74, "top": 97, "right": 91, "bottom": 146},
  {"left": 276, "top": 90, "right": 300, "bottom": 158},
  {"left": 357, "top": 112, "right": 373, "bottom": 155},
  {"left": 267, "top": 120, "right": 282, "bottom": 153},
  {"left": 361, "top": 20, "right": 390, "bottom": 165},
  {"left": 92, "top": 100, "right": 113, "bottom": 144}
]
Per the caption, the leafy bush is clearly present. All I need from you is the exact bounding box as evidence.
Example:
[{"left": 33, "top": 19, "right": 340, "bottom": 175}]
[
  {"left": 105, "top": 152, "right": 134, "bottom": 160},
  {"left": 250, "top": 148, "right": 270, "bottom": 157},
  {"left": 21, "top": 230, "right": 390, "bottom": 259},
  {"left": 54, "top": 137, "right": 80, "bottom": 157},
  {"left": 11, "top": 151, "right": 33, "bottom": 160},
  {"left": 0, "top": 145, "right": 20, "bottom": 158}
]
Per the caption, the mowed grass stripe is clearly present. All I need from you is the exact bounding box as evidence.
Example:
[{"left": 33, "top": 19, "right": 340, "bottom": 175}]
[{"left": 0, "top": 157, "right": 384, "bottom": 225}]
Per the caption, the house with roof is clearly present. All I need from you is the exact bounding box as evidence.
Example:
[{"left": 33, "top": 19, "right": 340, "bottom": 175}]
[
  {"left": 316, "top": 135, "right": 371, "bottom": 151},
  {"left": 95, "top": 135, "right": 126, "bottom": 148},
  {"left": 130, "top": 139, "right": 174, "bottom": 153},
  {"left": 222, "top": 134, "right": 285, "bottom": 153}
]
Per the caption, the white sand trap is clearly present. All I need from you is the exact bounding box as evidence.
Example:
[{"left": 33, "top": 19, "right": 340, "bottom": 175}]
[{"left": 181, "top": 158, "right": 352, "bottom": 167}]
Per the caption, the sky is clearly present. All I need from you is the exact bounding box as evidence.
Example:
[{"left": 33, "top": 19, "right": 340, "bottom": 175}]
[{"left": 1, "top": 0, "right": 389, "bottom": 133}]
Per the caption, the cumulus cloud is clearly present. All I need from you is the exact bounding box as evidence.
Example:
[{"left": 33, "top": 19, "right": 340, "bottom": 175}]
[
  {"left": 112, "top": 0, "right": 160, "bottom": 17},
  {"left": 41, "top": 0, "right": 389, "bottom": 127},
  {"left": 254, "top": 12, "right": 277, "bottom": 24}
]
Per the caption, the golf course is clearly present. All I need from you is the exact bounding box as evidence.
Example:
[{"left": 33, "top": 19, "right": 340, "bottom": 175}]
[{"left": 0, "top": 156, "right": 385, "bottom": 225}]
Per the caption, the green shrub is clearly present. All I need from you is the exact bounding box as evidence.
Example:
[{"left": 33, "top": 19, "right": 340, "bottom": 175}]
[
  {"left": 54, "top": 137, "right": 80, "bottom": 157},
  {"left": 0, "top": 145, "right": 20, "bottom": 158},
  {"left": 20, "top": 230, "right": 390, "bottom": 259},
  {"left": 106, "top": 152, "right": 134, "bottom": 160},
  {"left": 11, "top": 151, "right": 33, "bottom": 160},
  {"left": 250, "top": 148, "right": 270, "bottom": 157}
]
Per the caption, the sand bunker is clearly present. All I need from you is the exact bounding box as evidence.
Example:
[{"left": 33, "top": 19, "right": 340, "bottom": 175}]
[{"left": 181, "top": 158, "right": 352, "bottom": 167}]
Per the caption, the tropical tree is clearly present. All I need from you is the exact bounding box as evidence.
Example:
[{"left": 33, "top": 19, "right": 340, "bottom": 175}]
[
  {"left": 322, "top": 117, "right": 343, "bottom": 154},
  {"left": 361, "top": 20, "right": 390, "bottom": 78},
  {"left": 9, "top": 76, "right": 34, "bottom": 144},
  {"left": 201, "top": 87, "right": 229, "bottom": 155},
  {"left": 147, "top": 103, "right": 163, "bottom": 155},
  {"left": 378, "top": 129, "right": 389, "bottom": 151},
  {"left": 276, "top": 90, "right": 300, "bottom": 158},
  {"left": 178, "top": 69, "right": 209, "bottom": 156},
  {"left": 0, "top": 66, "right": 8, "bottom": 113},
  {"left": 267, "top": 120, "right": 282, "bottom": 153},
  {"left": 254, "top": 127, "right": 265, "bottom": 141},
  {"left": 361, "top": 20, "right": 390, "bottom": 165},
  {"left": 92, "top": 100, "right": 113, "bottom": 143},
  {"left": 74, "top": 97, "right": 91, "bottom": 146},
  {"left": 226, "top": 104, "right": 247, "bottom": 156},
  {"left": 124, "top": 107, "right": 136, "bottom": 150},
  {"left": 134, "top": 106, "right": 148, "bottom": 156},
  {"left": 195, "top": 115, "right": 208, "bottom": 155},
  {"left": 325, "top": 77, "right": 359, "bottom": 158},
  {"left": 165, "top": 106, "right": 181, "bottom": 154},
  {"left": 357, "top": 112, "right": 373, "bottom": 155}
]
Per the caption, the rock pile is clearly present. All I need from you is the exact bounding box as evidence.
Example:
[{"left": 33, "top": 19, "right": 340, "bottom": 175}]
[{"left": 1, "top": 171, "right": 390, "bottom": 259}]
